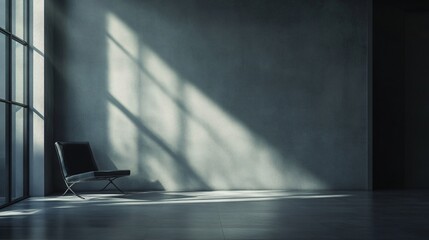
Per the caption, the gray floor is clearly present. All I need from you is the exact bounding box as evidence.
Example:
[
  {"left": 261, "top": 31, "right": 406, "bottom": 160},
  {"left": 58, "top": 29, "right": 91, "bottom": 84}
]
[{"left": 0, "top": 190, "right": 428, "bottom": 240}]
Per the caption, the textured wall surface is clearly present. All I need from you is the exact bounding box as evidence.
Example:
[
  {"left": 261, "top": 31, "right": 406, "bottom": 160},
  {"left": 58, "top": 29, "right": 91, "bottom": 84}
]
[
  {"left": 51, "top": 0, "right": 369, "bottom": 191},
  {"left": 30, "top": 0, "right": 46, "bottom": 196}
]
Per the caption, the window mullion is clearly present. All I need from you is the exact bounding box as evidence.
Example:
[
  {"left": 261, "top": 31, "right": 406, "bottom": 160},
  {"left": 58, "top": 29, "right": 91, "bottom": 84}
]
[
  {"left": 6, "top": 0, "right": 12, "bottom": 204},
  {"left": 24, "top": 0, "right": 29, "bottom": 197}
]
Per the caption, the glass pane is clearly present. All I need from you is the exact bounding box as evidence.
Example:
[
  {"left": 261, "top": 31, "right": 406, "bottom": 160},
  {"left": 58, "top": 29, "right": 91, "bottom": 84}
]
[
  {"left": 0, "top": 34, "right": 5, "bottom": 100},
  {"left": 32, "top": 0, "right": 44, "bottom": 52},
  {"left": 0, "top": 103, "right": 6, "bottom": 205},
  {"left": 11, "top": 105, "right": 24, "bottom": 200},
  {"left": 12, "top": 0, "right": 25, "bottom": 39},
  {"left": 12, "top": 41, "right": 25, "bottom": 103},
  {"left": 0, "top": 0, "right": 6, "bottom": 30}
]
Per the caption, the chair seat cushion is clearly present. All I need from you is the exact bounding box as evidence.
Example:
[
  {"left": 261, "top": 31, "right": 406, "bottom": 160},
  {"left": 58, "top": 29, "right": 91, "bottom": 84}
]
[{"left": 66, "top": 170, "right": 131, "bottom": 183}]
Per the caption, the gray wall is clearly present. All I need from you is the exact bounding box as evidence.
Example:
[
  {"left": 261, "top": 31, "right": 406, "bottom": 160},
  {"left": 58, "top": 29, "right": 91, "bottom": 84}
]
[
  {"left": 51, "top": 0, "right": 370, "bottom": 192},
  {"left": 29, "top": 0, "right": 46, "bottom": 196}
]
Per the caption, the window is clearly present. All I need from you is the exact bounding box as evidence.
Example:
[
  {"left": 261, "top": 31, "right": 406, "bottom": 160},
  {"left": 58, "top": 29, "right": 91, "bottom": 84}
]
[
  {"left": 0, "top": 0, "right": 6, "bottom": 29},
  {"left": 0, "top": 0, "right": 29, "bottom": 208},
  {"left": 12, "top": 0, "right": 25, "bottom": 40},
  {"left": 0, "top": 34, "right": 5, "bottom": 99},
  {"left": 12, "top": 40, "right": 25, "bottom": 103},
  {"left": 11, "top": 105, "right": 25, "bottom": 200}
]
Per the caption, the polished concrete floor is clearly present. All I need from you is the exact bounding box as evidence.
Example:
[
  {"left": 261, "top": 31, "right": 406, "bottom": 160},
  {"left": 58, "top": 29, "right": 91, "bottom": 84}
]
[{"left": 0, "top": 190, "right": 429, "bottom": 239}]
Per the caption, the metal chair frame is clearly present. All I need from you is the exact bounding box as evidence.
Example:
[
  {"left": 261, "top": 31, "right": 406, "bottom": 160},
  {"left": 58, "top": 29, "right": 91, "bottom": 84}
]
[{"left": 62, "top": 177, "right": 125, "bottom": 199}]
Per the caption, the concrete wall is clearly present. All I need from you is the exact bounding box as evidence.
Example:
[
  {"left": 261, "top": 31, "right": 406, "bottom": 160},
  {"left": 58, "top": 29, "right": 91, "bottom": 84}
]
[
  {"left": 50, "top": 0, "right": 370, "bottom": 192},
  {"left": 29, "top": 0, "right": 46, "bottom": 196}
]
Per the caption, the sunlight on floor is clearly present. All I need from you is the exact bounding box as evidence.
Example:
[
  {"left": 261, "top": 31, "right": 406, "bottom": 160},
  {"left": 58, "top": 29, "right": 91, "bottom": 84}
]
[
  {"left": 25, "top": 191, "right": 350, "bottom": 207},
  {"left": 0, "top": 209, "right": 40, "bottom": 217}
]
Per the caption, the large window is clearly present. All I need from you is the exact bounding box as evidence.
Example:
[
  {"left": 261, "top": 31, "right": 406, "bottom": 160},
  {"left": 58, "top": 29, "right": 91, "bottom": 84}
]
[{"left": 0, "top": 0, "right": 29, "bottom": 208}]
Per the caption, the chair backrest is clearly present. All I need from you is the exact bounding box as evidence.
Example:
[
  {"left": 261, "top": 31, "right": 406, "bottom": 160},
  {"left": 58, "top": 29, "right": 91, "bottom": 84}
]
[{"left": 55, "top": 142, "right": 99, "bottom": 177}]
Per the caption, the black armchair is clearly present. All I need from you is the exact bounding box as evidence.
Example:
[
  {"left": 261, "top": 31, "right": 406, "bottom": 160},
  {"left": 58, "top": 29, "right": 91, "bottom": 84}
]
[{"left": 55, "top": 142, "right": 131, "bottom": 199}]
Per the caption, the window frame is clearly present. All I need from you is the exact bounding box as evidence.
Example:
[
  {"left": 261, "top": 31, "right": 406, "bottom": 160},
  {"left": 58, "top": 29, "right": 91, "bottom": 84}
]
[{"left": 0, "top": 0, "right": 29, "bottom": 209}]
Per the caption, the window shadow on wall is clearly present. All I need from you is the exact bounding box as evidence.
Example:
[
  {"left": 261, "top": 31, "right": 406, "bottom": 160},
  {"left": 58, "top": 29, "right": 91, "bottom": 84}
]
[{"left": 52, "top": 0, "right": 369, "bottom": 192}]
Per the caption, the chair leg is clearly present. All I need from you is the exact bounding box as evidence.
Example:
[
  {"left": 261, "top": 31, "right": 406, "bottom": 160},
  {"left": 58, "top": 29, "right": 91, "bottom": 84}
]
[
  {"left": 100, "top": 179, "right": 125, "bottom": 194},
  {"left": 64, "top": 182, "right": 85, "bottom": 199},
  {"left": 62, "top": 182, "right": 75, "bottom": 195},
  {"left": 110, "top": 180, "right": 125, "bottom": 194},
  {"left": 100, "top": 181, "right": 112, "bottom": 191}
]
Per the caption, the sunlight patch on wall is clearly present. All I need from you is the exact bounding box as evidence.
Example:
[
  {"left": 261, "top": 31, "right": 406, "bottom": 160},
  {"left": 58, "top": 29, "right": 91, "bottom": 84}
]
[
  {"left": 106, "top": 14, "right": 183, "bottom": 188},
  {"left": 106, "top": 13, "right": 139, "bottom": 59},
  {"left": 29, "top": 0, "right": 45, "bottom": 197},
  {"left": 105, "top": 12, "right": 325, "bottom": 190},
  {"left": 136, "top": 69, "right": 182, "bottom": 152},
  {"left": 184, "top": 83, "right": 322, "bottom": 189},
  {"left": 106, "top": 101, "right": 138, "bottom": 171},
  {"left": 106, "top": 13, "right": 140, "bottom": 172},
  {"left": 138, "top": 45, "right": 324, "bottom": 190},
  {"left": 140, "top": 47, "right": 180, "bottom": 99},
  {"left": 106, "top": 13, "right": 140, "bottom": 116}
]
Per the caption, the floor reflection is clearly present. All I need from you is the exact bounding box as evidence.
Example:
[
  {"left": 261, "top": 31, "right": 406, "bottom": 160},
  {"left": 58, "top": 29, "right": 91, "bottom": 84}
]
[{"left": 1, "top": 191, "right": 429, "bottom": 240}]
